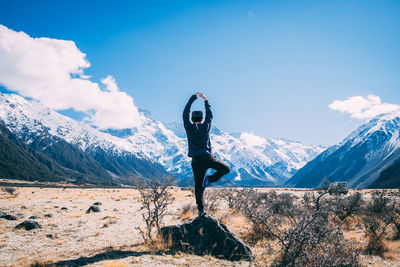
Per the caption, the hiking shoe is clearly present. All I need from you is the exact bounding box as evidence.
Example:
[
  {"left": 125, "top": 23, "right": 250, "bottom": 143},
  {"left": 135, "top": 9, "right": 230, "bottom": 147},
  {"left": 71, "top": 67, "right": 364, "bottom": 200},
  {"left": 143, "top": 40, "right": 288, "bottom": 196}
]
[
  {"left": 203, "top": 175, "right": 211, "bottom": 189},
  {"left": 198, "top": 210, "right": 206, "bottom": 217}
]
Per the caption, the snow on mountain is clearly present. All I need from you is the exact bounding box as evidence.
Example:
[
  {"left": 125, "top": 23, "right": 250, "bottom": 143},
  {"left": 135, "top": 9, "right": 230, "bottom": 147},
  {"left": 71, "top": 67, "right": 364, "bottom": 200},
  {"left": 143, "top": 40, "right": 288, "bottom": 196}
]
[
  {"left": 105, "top": 110, "right": 324, "bottom": 185},
  {"left": 0, "top": 93, "right": 324, "bottom": 185},
  {"left": 0, "top": 93, "right": 140, "bottom": 156},
  {"left": 287, "top": 112, "right": 400, "bottom": 188}
]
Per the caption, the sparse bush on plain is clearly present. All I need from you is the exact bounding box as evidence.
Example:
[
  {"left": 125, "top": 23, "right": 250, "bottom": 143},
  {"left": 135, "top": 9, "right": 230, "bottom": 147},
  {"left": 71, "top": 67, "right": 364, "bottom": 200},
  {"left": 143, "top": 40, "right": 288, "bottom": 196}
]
[
  {"left": 204, "top": 190, "right": 222, "bottom": 212},
  {"left": 219, "top": 188, "right": 242, "bottom": 209},
  {"left": 362, "top": 216, "right": 391, "bottom": 256},
  {"left": 231, "top": 188, "right": 361, "bottom": 265},
  {"left": 327, "top": 192, "right": 364, "bottom": 221},
  {"left": 366, "top": 191, "right": 393, "bottom": 215},
  {"left": 360, "top": 190, "right": 399, "bottom": 255},
  {"left": 132, "top": 176, "right": 175, "bottom": 242},
  {"left": 272, "top": 211, "right": 360, "bottom": 267}
]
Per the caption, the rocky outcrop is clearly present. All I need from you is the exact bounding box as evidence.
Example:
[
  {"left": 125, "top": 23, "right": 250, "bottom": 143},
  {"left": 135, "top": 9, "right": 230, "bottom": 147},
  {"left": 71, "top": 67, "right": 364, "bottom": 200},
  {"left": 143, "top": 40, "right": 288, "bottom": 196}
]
[
  {"left": 15, "top": 220, "right": 42, "bottom": 230},
  {"left": 160, "top": 215, "right": 252, "bottom": 261},
  {"left": 0, "top": 211, "right": 17, "bottom": 220},
  {"left": 86, "top": 205, "right": 101, "bottom": 213}
]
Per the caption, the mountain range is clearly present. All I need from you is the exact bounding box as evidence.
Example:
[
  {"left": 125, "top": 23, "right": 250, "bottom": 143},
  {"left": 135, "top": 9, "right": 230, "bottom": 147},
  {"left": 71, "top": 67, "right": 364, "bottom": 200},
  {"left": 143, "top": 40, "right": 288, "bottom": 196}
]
[
  {"left": 286, "top": 113, "right": 400, "bottom": 188},
  {"left": 2, "top": 92, "right": 399, "bottom": 188},
  {"left": 0, "top": 92, "right": 323, "bottom": 186}
]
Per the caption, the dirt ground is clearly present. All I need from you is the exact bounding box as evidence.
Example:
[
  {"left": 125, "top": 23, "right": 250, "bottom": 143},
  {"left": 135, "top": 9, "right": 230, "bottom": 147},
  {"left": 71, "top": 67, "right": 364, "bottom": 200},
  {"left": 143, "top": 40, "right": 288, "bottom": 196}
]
[{"left": 0, "top": 185, "right": 399, "bottom": 266}]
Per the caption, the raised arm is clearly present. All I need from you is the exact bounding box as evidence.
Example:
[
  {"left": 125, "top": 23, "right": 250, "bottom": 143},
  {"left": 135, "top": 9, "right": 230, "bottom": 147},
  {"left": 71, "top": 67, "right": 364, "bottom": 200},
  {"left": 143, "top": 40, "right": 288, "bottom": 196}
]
[
  {"left": 196, "top": 92, "right": 213, "bottom": 131},
  {"left": 183, "top": 94, "right": 197, "bottom": 128},
  {"left": 204, "top": 100, "right": 213, "bottom": 131}
]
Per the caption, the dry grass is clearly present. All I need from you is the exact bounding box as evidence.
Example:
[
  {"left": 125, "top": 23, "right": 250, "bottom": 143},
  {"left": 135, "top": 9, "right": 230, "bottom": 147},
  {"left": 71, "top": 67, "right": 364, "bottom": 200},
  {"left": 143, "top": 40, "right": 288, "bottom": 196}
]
[
  {"left": 101, "top": 260, "right": 129, "bottom": 267},
  {"left": 0, "top": 186, "right": 399, "bottom": 266}
]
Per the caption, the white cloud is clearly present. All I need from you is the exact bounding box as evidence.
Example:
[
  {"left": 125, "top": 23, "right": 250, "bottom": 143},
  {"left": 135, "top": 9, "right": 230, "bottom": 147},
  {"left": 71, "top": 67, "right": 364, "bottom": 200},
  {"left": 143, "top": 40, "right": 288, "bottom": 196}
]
[
  {"left": 329, "top": 95, "right": 400, "bottom": 120},
  {"left": 101, "top": 75, "right": 119, "bottom": 92},
  {"left": 0, "top": 24, "right": 146, "bottom": 129},
  {"left": 240, "top": 132, "right": 266, "bottom": 147}
]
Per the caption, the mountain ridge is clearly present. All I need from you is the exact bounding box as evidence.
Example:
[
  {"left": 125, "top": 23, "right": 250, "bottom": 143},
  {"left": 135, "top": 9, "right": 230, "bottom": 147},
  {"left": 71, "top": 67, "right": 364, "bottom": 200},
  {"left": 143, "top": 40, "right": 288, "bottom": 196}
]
[
  {"left": 286, "top": 114, "right": 400, "bottom": 188},
  {"left": 0, "top": 92, "right": 324, "bottom": 186}
]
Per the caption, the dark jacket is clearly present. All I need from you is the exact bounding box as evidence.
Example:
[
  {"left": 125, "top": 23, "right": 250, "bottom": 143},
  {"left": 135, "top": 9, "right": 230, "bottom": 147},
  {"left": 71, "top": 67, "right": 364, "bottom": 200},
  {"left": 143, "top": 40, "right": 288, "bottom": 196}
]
[{"left": 183, "top": 95, "right": 213, "bottom": 157}]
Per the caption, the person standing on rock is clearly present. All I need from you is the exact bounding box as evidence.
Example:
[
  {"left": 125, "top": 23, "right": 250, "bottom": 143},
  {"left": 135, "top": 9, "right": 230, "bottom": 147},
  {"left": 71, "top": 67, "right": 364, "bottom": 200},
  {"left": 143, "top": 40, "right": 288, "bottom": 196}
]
[{"left": 183, "top": 92, "right": 230, "bottom": 217}]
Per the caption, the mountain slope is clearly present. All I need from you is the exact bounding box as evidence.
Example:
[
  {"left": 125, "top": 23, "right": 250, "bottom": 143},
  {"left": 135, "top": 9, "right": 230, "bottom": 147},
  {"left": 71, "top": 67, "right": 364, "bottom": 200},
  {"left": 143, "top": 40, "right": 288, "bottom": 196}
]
[
  {"left": 369, "top": 157, "right": 400, "bottom": 188},
  {"left": 286, "top": 114, "right": 400, "bottom": 188},
  {"left": 0, "top": 121, "right": 64, "bottom": 182},
  {"left": 0, "top": 93, "right": 169, "bottom": 182}
]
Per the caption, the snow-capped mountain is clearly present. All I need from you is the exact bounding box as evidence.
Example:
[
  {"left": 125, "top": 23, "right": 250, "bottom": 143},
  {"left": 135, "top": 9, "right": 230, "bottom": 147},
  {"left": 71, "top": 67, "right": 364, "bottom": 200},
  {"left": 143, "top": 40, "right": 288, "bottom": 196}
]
[
  {"left": 286, "top": 113, "right": 400, "bottom": 188},
  {"left": 0, "top": 93, "right": 324, "bottom": 186},
  {"left": 0, "top": 93, "right": 169, "bottom": 183}
]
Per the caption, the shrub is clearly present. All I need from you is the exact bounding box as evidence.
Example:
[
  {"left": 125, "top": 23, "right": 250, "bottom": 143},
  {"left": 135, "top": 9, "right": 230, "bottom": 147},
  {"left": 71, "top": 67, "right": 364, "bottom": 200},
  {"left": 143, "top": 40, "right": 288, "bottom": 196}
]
[
  {"left": 328, "top": 192, "right": 364, "bottom": 221},
  {"left": 366, "top": 190, "right": 392, "bottom": 215},
  {"left": 235, "top": 189, "right": 360, "bottom": 265},
  {"left": 204, "top": 190, "right": 222, "bottom": 212},
  {"left": 132, "top": 176, "right": 175, "bottom": 241},
  {"left": 362, "top": 216, "right": 390, "bottom": 256},
  {"left": 361, "top": 190, "right": 398, "bottom": 256},
  {"left": 272, "top": 211, "right": 360, "bottom": 267}
]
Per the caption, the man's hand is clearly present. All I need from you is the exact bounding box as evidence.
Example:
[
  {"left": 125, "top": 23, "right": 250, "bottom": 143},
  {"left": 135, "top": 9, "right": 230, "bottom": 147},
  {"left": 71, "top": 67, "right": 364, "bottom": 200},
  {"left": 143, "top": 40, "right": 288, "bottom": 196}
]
[{"left": 196, "top": 91, "right": 207, "bottom": 101}]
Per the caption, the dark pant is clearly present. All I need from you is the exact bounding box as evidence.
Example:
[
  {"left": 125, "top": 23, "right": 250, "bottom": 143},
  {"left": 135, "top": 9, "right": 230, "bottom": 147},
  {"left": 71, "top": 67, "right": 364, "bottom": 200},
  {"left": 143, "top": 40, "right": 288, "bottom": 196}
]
[{"left": 191, "top": 154, "right": 230, "bottom": 211}]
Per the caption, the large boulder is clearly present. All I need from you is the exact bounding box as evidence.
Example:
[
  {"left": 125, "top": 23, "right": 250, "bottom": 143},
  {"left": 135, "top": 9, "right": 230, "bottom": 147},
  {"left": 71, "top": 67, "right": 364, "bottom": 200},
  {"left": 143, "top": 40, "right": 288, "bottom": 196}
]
[
  {"left": 0, "top": 212, "right": 17, "bottom": 221},
  {"left": 160, "top": 215, "right": 253, "bottom": 261},
  {"left": 86, "top": 205, "right": 101, "bottom": 213},
  {"left": 15, "top": 220, "right": 42, "bottom": 230}
]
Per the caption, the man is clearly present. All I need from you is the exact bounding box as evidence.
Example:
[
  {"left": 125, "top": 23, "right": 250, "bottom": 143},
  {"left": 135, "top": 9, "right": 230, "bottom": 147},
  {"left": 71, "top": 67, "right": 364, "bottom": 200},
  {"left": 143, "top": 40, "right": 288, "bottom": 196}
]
[{"left": 183, "top": 92, "right": 230, "bottom": 217}]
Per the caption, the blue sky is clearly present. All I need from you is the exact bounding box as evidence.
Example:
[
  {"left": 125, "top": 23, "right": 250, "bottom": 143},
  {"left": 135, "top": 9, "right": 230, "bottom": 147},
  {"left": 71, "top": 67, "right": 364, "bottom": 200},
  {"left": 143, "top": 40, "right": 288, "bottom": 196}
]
[{"left": 1, "top": 0, "right": 400, "bottom": 145}]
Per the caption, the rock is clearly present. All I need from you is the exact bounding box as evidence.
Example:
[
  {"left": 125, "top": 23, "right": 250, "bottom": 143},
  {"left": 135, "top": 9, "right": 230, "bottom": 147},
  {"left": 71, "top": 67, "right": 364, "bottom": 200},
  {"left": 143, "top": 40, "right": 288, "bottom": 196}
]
[
  {"left": 29, "top": 216, "right": 39, "bottom": 219},
  {"left": 61, "top": 207, "right": 68, "bottom": 211},
  {"left": 93, "top": 202, "right": 102, "bottom": 206},
  {"left": 1, "top": 214, "right": 17, "bottom": 220},
  {"left": 0, "top": 211, "right": 6, "bottom": 217},
  {"left": 15, "top": 220, "right": 43, "bottom": 231},
  {"left": 86, "top": 205, "right": 101, "bottom": 213},
  {"left": 44, "top": 213, "right": 53, "bottom": 218},
  {"left": 160, "top": 215, "right": 253, "bottom": 261},
  {"left": 113, "top": 208, "right": 118, "bottom": 212}
]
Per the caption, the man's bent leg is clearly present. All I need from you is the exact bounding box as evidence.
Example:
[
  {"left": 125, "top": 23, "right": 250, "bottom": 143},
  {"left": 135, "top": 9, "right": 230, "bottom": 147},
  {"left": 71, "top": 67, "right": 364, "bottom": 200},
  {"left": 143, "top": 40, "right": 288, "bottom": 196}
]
[
  {"left": 208, "top": 155, "right": 230, "bottom": 183},
  {"left": 191, "top": 158, "right": 208, "bottom": 212}
]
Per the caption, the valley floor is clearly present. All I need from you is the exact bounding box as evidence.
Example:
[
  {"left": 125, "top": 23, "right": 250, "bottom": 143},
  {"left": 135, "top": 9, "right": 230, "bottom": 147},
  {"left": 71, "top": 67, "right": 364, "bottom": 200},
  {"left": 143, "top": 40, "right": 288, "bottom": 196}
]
[{"left": 0, "top": 184, "right": 399, "bottom": 266}]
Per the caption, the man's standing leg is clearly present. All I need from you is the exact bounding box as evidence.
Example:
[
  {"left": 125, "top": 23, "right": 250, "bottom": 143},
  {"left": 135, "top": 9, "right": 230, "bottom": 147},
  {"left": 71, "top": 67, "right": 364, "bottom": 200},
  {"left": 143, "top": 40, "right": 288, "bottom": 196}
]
[
  {"left": 191, "top": 157, "right": 208, "bottom": 213},
  {"left": 207, "top": 154, "right": 230, "bottom": 183}
]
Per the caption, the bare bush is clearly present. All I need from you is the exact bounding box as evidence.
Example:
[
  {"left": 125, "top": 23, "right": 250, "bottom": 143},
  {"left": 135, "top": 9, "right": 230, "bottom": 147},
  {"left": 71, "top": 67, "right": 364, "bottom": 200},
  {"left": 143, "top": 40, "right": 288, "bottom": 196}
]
[
  {"left": 235, "top": 189, "right": 360, "bottom": 265},
  {"left": 328, "top": 192, "right": 365, "bottom": 221},
  {"left": 272, "top": 211, "right": 360, "bottom": 267},
  {"left": 204, "top": 189, "right": 224, "bottom": 212},
  {"left": 132, "top": 176, "right": 175, "bottom": 241},
  {"left": 361, "top": 190, "right": 399, "bottom": 256},
  {"left": 391, "top": 202, "right": 400, "bottom": 240},
  {"left": 1, "top": 187, "right": 17, "bottom": 195},
  {"left": 366, "top": 191, "right": 393, "bottom": 215},
  {"left": 362, "top": 216, "right": 391, "bottom": 256}
]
